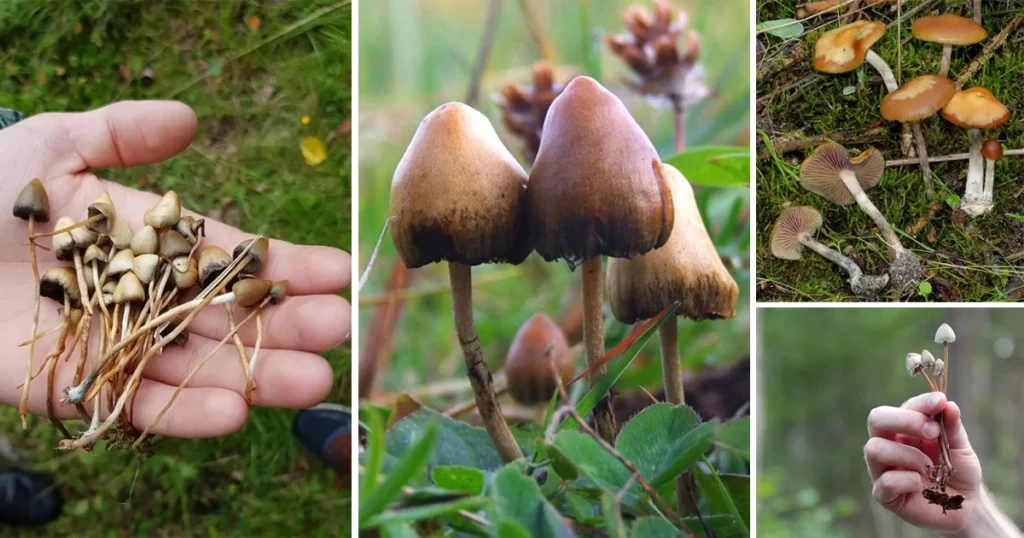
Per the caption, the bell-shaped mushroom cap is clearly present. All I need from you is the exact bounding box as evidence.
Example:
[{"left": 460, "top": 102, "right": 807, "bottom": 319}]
[
  {"left": 934, "top": 358, "right": 945, "bottom": 376},
  {"left": 268, "top": 280, "right": 288, "bottom": 304},
  {"left": 86, "top": 192, "right": 115, "bottom": 234},
  {"left": 173, "top": 257, "right": 198, "bottom": 289},
  {"left": 175, "top": 216, "right": 204, "bottom": 245},
  {"left": 144, "top": 190, "right": 181, "bottom": 229},
  {"left": 160, "top": 230, "right": 192, "bottom": 259},
  {"left": 108, "top": 218, "right": 133, "bottom": 249},
  {"left": 920, "top": 349, "right": 936, "bottom": 368},
  {"left": 389, "top": 102, "right": 530, "bottom": 268},
  {"left": 813, "top": 20, "right": 886, "bottom": 73},
  {"left": 71, "top": 221, "right": 98, "bottom": 249},
  {"left": 130, "top": 225, "right": 158, "bottom": 255},
  {"left": 934, "top": 322, "right": 956, "bottom": 343},
  {"left": 199, "top": 245, "right": 232, "bottom": 287},
  {"left": 83, "top": 244, "right": 107, "bottom": 265},
  {"left": 13, "top": 179, "right": 50, "bottom": 223},
  {"left": 504, "top": 313, "right": 574, "bottom": 405},
  {"left": 906, "top": 352, "right": 922, "bottom": 376},
  {"left": 51, "top": 216, "right": 76, "bottom": 262},
  {"left": 799, "top": 144, "right": 884, "bottom": 205},
  {"left": 232, "top": 278, "right": 272, "bottom": 308},
  {"left": 912, "top": 14, "right": 987, "bottom": 45},
  {"left": 234, "top": 237, "right": 270, "bottom": 274},
  {"left": 982, "top": 140, "right": 1004, "bottom": 160},
  {"left": 607, "top": 164, "right": 737, "bottom": 323},
  {"left": 40, "top": 267, "right": 80, "bottom": 304},
  {"left": 527, "top": 77, "right": 673, "bottom": 264},
  {"left": 769, "top": 206, "right": 823, "bottom": 261},
  {"left": 113, "top": 272, "right": 145, "bottom": 304},
  {"left": 941, "top": 87, "right": 1011, "bottom": 130},
  {"left": 133, "top": 254, "right": 161, "bottom": 284},
  {"left": 106, "top": 249, "right": 135, "bottom": 277},
  {"left": 880, "top": 75, "right": 956, "bottom": 123}
]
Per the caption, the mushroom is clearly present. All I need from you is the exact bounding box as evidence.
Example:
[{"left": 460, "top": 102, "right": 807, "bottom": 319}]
[
  {"left": 199, "top": 246, "right": 232, "bottom": 288},
  {"left": 981, "top": 139, "right": 1003, "bottom": 202},
  {"left": 934, "top": 323, "right": 955, "bottom": 392},
  {"left": 389, "top": 101, "right": 529, "bottom": 462},
  {"left": 906, "top": 352, "right": 922, "bottom": 376},
  {"left": 144, "top": 191, "right": 181, "bottom": 229},
  {"left": 769, "top": 206, "right": 889, "bottom": 297},
  {"left": 504, "top": 314, "right": 574, "bottom": 405},
  {"left": 13, "top": 178, "right": 50, "bottom": 429},
  {"left": 31, "top": 192, "right": 114, "bottom": 240},
  {"left": 233, "top": 238, "right": 270, "bottom": 275},
  {"left": 130, "top": 225, "right": 158, "bottom": 255},
  {"left": 911, "top": 15, "right": 987, "bottom": 77},
  {"left": 880, "top": 74, "right": 957, "bottom": 198},
  {"left": 527, "top": 76, "right": 674, "bottom": 442},
  {"left": 800, "top": 143, "right": 922, "bottom": 293},
  {"left": 607, "top": 163, "right": 737, "bottom": 408},
  {"left": 941, "top": 87, "right": 1010, "bottom": 216}
]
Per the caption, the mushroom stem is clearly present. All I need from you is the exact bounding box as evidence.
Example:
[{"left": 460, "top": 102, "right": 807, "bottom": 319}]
[
  {"left": 865, "top": 50, "right": 897, "bottom": 93},
  {"left": 671, "top": 96, "right": 686, "bottom": 153},
  {"left": 961, "top": 129, "right": 988, "bottom": 216},
  {"left": 942, "top": 341, "right": 949, "bottom": 393},
  {"left": 581, "top": 257, "right": 618, "bottom": 442},
  {"left": 29, "top": 214, "right": 103, "bottom": 239},
  {"left": 448, "top": 262, "right": 522, "bottom": 462},
  {"left": 910, "top": 122, "right": 936, "bottom": 198},
  {"left": 939, "top": 45, "right": 952, "bottom": 77},
  {"left": 20, "top": 216, "right": 40, "bottom": 429},
  {"left": 837, "top": 170, "right": 905, "bottom": 257},
  {"left": 798, "top": 234, "right": 864, "bottom": 281},
  {"left": 658, "top": 321, "right": 683, "bottom": 405},
  {"left": 973, "top": 0, "right": 981, "bottom": 24}
]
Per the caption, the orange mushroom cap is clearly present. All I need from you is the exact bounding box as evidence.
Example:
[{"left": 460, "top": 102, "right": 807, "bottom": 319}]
[
  {"left": 813, "top": 20, "right": 886, "bottom": 74},
  {"left": 880, "top": 75, "right": 956, "bottom": 123},
  {"left": 912, "top": 14, "right": 987, "bottom": 45},
  {"left": 941, "top": 87, "right": 1010, "bottom": 130}
]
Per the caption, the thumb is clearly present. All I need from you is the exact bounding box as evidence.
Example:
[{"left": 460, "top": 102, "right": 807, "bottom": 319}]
[{"left": 942, "top": 401, "right": 971, "bottom": 450}]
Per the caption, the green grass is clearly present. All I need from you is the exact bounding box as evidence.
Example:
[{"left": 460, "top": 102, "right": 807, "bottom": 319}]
[
  {"left": 0, "top": 1, "right": 351, "bottom": 535},
  {"left": 756, "top": 1, "right": 1024, "bottom": 302}
]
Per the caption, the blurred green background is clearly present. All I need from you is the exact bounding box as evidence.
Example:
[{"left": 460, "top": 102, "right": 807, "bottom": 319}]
[
  {"left": 758, "top": 308, "right": 1024, "bottom": 537},
  {"left": 358, "top": 0, "right": 750, "bottom": 416},
  {"left": 0, "top": 1, "right": 351, "bottom": 536}
]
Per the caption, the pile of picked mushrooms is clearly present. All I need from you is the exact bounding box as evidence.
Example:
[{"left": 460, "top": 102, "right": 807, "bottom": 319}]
[
  {"left": 15, "top": 179, "right": 286, "bottom": 451},
  {"left": 772, "top": 6, "right": 1018, "bottom": 297}
]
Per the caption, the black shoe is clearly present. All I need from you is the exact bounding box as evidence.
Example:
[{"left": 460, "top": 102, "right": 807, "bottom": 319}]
[
  {"left": 292, "top": 403, "right": 352, "bottom": 475},
  {"left": 0, "top": 469, "right": 63, "bottom": 527}
]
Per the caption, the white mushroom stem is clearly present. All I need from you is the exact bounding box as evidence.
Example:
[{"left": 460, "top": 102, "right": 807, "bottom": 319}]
[
  {"left": 658, "top": 321, "right": 683, "bottom": 405},
  {"left": 910, "top": 122, "right": 936, "bottom": 198},
  {"left": 798, "top": 233, "right": 865, "bottom": 281},
  {"left": 984, "top": 157, "right": 996, "bottom": 202},
  {"left": 939, "top": 46, "right": 953, "bottom": 77},
  {"left": 865, "top": 50, "right": 913, "bottom": 158},
  {"left": 838, "top": 169, "right": 906, "bottom": 257},
  {"left": 961, "top": 129, "right": 989, "bottom": 216},
  {"left": 973, "top": 0, "right": 981, "bottom": 24}
]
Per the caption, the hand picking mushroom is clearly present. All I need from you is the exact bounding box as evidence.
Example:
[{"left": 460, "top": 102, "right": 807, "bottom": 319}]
[
  {"left": 800, "top": 143, "right": 922, "bottom": 294},
  {"left": 911, "top": 15, "right": 987, "bottom": 77},
  {"left": 769, "top": 206, "right": 889, "bottom": 297},
  {"left": 941, "top": 87, "right": 1011, "bottom": 217},
  {"left": 880, "top": 74, "right": 957, "bottom": 198},
  {"left": 527, "top": 76, "right": 674, "bottom": 442}
]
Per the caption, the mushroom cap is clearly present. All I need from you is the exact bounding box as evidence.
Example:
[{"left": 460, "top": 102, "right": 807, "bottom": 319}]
[
  {"left": 799, "top": 144, "right": 884, "bottom": 205},
  {"left": 175, "top": 216, "right": 204, "bottom": 245},
  {"left": 144, "top": 191, "right": 182, "bottom": 229},
  {"left": 130, "top": 226, "right": 158, "bottom": 255},
  {"left": 160, "top": 229, "right": 192, "bottom": 259},
  {"left": 173, "top": 257, "right": 199, "bottom": 289},
  {"left": 934, "top": 358, "right": 945, "bottom": 376},
  {"left": 906, "top": 352, "right": 922, "bottom": 376},
  {"left": 504, "top": 313, "right": 574, "bottom": 405},
  {"left": 920, "top": 349, "right": 936, "bottom": 368},
  {"left": 769, "top": 206, "right": 823, "bottom": 261},
  {"left": 607, "top": 164, "right": 737, "bottom": 323},
  {"left": 269, "top": 280, "right": 288, "bottom": 304},
  {"left": 880, "top": 75, "right": 956, "bottom": 123},
  {"left": 86, "top": 192, "right": 115, "bottom": 234},
  {"left": 106, "top": 249, "right": 135, "bottom": 277},
  {"left": 13, "top": 179, "right": 50, "bottom": 223},
  {"left": 108, "top": 218, "right": 133, "bottom": 249},
  {"left": 113, "top": 272, "right": 145, "bottom": 304},
  {"left": 233, "top": 278, "right": 272, "bottom": 308},
  {"left": 389, "top": 102, "right": 530, "bottom": 268},
  {"left": 982, "top": 139, "right": 1003, "bottom": 160},
  {"left": 51, "top": 216, "right": 76, "bottom": 262},
  {"left": 40, "top": 267, "right": 80, "bottom": 304},
  {"left": 813, "top": 20, "right": 886, "bottom": 73},
  {"left": 912, "top": 14, "right": 987, "bottom": 45},
  {"left": 941, "top": 87, "right": 1010, "bottom": 130},
  {"left": 83, "top": 244, "right": 107, "bottom": 264},
  {"left": 199, "top": 245, "right": 232, "bottom": 287},
  {"left": 71, "top": 221, "right": 98, "bottom": 249},
  {"left": 133, "top": 254, "right": 161, "bottom": 284},
  {"left": 234, "top": 237, "right": 270, "bottom": 274},
  {"left": 527, "top": 76, "right": 673, "bottom": 264},
  {"left": 934, "top": 322, "right": 956, "bottom": 343}
]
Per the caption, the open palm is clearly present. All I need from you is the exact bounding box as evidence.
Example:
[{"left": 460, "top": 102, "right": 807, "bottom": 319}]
[{"left": 0, "top": 101, "right": 351, "bottom": 439}]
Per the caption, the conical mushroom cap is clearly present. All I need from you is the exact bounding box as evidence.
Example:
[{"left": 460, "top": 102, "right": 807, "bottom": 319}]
[
  {"left": 71, "top": 220, "right": 98, "bottom": 249},
  {"left": 175, "top": 216, "right": 204, "bottom": 245},
  {"left": 173, "top": 257, "right": 198, "bottom": 289},
  {"left": 144, "top": 190, "right": 181, "bottom": 229},
  {"left": 51, "top": 216, "right": 76, "bottom": 261},
  {"left": 13, "top": 179, "right": 50, "bottom": 223},
  {"left": 906, "top": 352, "right": 922, "bottom": 376},
  {"left": 199, "top": 245, "right": 232, "bottom": 287},
  {"left": 799, "top": 143, "right": 884, "bottom": 205},
  {"left": 769, "top": 206, "right": 823, "bottom": 261},
  {"left": 83, "top": 244, "right": 107, "bottom": 264},
  {"left": 504, "top": 313, "right": 574, "bottom": 405},
  {"left": 813, "top": 20, "right": 886, "bottom": 73},
  {"left": 920, "top": 349, "right": 936, "bottom": 368},
  {"left": 113, "top": 272, "right": 145, "bottom": 304},
  {"left": 106, "top": 249, "right": 135, "bottom": 276},
  {"left": 130, "top": 225, "right": 158, "bottom": 255},
  {"left": 934, "top": 358, "right": 945, "bottom": 376},
  {"left": 40, "top": 267, "right": 80, "bottom": 304},
  {"left": 133, "top": 254, "right": 160, "bottom": 284},
  {"left": 527, "top": 76, "right": 673, "bottom": 264},
  {"left": 935, "top": 323, "right": 956, "bottom": 344},
  {"left": 107, "top": 218, "right": 133, "bottom": 249},
  {"left": 234, "top": 237, "right": 270, "bottom": 274},
  {"left": 232, "top": 278, "right": 272, "bottom": 308},
  {"left": 389, "top": 102, "right": 530, "bottom": 268},
  {"left": 607, "top": 164, "right": 737, "bottom": 323},
  {"left": 86, "top": 192, "right": 115, "bottom": 234},
  {"left": 160, "top": 230, "right": 192, "bottom": 259}
]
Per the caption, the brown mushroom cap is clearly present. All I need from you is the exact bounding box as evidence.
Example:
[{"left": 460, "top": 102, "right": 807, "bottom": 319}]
[
  {"left": 233, "top": 278, "right": 272, "bottom": 308},
  {"left": 107, "top": 218, "right": 133, "bottom": 250},
  {"left": 173, "top": 257, "right": 198, "bottom": 289},
  {"left": 199, "top": 246, "right": 232, "bottom": 287},
  {"left": 86, "top": 193, "right": 115, "bottom": 234},
  {"left": 51, "top": 216, "right": 76, "bottom": 262},
  {"left": 912, "top": 14, "right": 987, "bottom": 45},
  {"left": 389, "top": 102, "right": 530, "bottom": 268},
  {"left": 113, "top": 272, "right": 145, "bottom": 304},
  {"left": 106, "top": 249, "right": 135, "bottom": 277},
  {"left": 83, "top": 244, "right": 107, "bottom": 265},
  {"left": 880, "top": 75, "right": 956, "bottom": 123},
  {"left": 606, "top": 164, "right": 737, "bottom": 323},
  {"left": 982, "top": 139, "right": 1003, "bottom": 160},
  {"left": 13, "top": 179, "right": 50, "bottom": 223},
  {"left": 800, "top": 144, "right": 884, "bottom": 205},
  {"left": 941, "top": 87, "right": 1010, "bottom": 129},
  {"left": 159, "top": 229, "right": 192, "bottom": 259},
  {"left": 144, "top": 191, "right": 181, "bottom": 229},
  {"left": 813, "top": 20, "right": 886, "bottom": 73},
  {"left": 504, "top": 313, "right": 574, "bottom": 405},
  {"left": 527, "top": 76, "right": 673, "bottom": 264},
  {"left": 40, "top": 267, "right": 80, "bottom": 304},
  {"left": 234, "top": 237, "right": 269, "bottom": 274},
  {"left": 769, "top": 206, "right": 823, "bottom": 260}
]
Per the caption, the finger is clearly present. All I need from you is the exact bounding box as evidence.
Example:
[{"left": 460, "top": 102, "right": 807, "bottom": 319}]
[
  {"left": 127, "top": 380, "right": 248, "bottom": 438},
  {"left": 895, "top": 434, "right": 941, "bottom": 461},
  {"left": 142, "top": 333, "right": 334, "bottom": 409},
  {"left": 943, "top": 401, "right": 971, "bottom": 450},
  {"left": 188, "top": 294, "right": 350, "bottom": 351},
  {"left": 864, "top": 437, "right": 933, "bottom": 480},
  {"left": 900, "top": 391, "right": 947, "bottom": 415},
  {"left": 867, "top": 405, "right": 941, "bottom": 441},
  {"left": 872, "top": 470, "right": 921, "bottom": 507}
]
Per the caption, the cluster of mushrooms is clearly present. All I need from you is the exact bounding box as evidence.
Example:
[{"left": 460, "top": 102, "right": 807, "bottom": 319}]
[
  {"left": 14, "top": 179, "right": 285, "bottom": 450},
  {"left": 905, "top": 323, "right": 961, "bottom": 513},
  {"left": 771, "top": 9, "right": 1013, "bottom": 298},
  {"left": 387, "top": 74, "right": 738, "bottom": 460}
]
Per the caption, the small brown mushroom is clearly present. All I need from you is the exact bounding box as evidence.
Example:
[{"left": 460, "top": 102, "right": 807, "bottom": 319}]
[
  {"left": 880, "top": 74, "right": 957, "bottom": 198},
  {"left": 40, "top": 267, "right": 81, "bottom": 304},
  {"left": 130, "top": 226, "right": 158, "bottom": 255},
  {"left": 13, "top": 179, "right": 50, "bottom": 223},
  {"left": 941, "top": 87, "right": 1010, "bottom": 216},
  {"left": 198, "top": 246, "right": 232, "bottom": 288},
  {"left": 912, "top": 15, "right": 987, "bottom": 77},
  {"left": 504, "top": 314, "right": 574, "bottom": 405},
  {"left": 234, "top": 237, "right": 270, "bottom": 275},
  {"left": 813, "top": 21, "right": 894, "bottom": 89},
  {"left": 144, "top": 191, "right": 181, "bottom": 229}
]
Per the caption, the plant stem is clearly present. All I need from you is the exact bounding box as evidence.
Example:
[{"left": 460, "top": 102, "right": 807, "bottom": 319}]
[
  {"left": 886, "top": 148, "right": 1024, "bottom": 166},
  {"left": 448, "top": 262, "right": 522, "bottom": 462},
  {"left": 838, "top": 170, "right": 905, "bottom": 258},
  {"left": 671, "top": 96, "right": 686, "bottom": 153},
  {"left": 581, "top": 256, "right": 618, "bottom": 442},
  {"left": 910, "top": 122, "right": 935, "bottom": 198},
  {"left": 942, "top": 341, "right": 948, "bottom": 393},
  {"left": 20, "top": 218, "right": 39, "bottom": 429},
  {"left": 865, "top": 50, "right": 897, "bottom": 92},
  {"left": 659, "top": 322, "right": 683, "bottom": 405},
  {"left": 972, "top": 0, "right": 981, "bottom": 24}
]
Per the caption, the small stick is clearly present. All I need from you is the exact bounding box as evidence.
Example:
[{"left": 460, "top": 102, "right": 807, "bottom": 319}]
[
  {"left": 225, "top": 305, "right": 250, "bottom": 381},
  {"left": 887, "top": 149, "right": 1024, "bottom": 166},
  {"left": 29, "top": 214, "right": 103, "bottom": 239},
  {"left": 244, "top": 305, "right": 264, "bottom": 402},
  {"left": 358, "top": 218, "right": 389, "bottom": 293},
  {"left": 957, "top": 13, "right": 1024, "bottom": 88},
  {"left": 445, "top": 385, "right": 509, "bottom": 418},
  {"left": 20, "top": 216, "right": 41, "bottom": 429}
]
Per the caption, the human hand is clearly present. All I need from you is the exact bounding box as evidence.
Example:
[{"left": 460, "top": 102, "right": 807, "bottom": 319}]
[{"left": 0, "top": 101, "right": 351, "bottom": 438}]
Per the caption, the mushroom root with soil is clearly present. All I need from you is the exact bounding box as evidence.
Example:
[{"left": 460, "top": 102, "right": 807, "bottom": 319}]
[{"left": 940, "top": 87, "right": 1010, "bottom": 217}]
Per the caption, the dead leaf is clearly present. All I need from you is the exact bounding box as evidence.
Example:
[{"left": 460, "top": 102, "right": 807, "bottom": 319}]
[
  {"left": 72, "top": 21, "right": 83, "bottom": 35},
  {"left": 906, "top": 217, "right": 928, "bottom": 235},
  {"left": 927, "top": 227, "right": 938, "bottom": 243},
  {"left": 387, "top": 393, "right": 423, "bottom": 429},
  {"left": 300, "top": 136, "right": 327, "bottom": 166}
]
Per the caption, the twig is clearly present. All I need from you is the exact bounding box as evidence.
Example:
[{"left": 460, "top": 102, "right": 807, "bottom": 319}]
[
  {"left": 464, "top": 0, "right": 504, "bottom": 106},
  {"left": 359, "top": 267, "right": 519, "bottom": 307},
  {"left": 516, "top": 0, "right": 557, "bottom": 62},
  {"left": 444, "top": 384, "right": 508, "bottom": 417},
  {"left": 886, "top": 149, "right": 1024, "bottom": 166},
  {"left": 956, "top": 13, "right": 1024, "bottom": 88},
  {"left": 359, "top": 260, "right": 416, "bottom": 398},
  {"left": 359, "top": 219, "right": 391, "bottom": 294},
  {"left": 759, "top": 127, "right": 888, "bottom": 157}
]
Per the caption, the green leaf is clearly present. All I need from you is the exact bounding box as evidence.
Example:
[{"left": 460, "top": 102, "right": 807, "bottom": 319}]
[
  {"left": 491, "top": 465, "right": 575, "bottom": 538},
  {"left": 713, "top": 417, "right": 750, "bottom": 460},
  {"left": 756, "top": 18, "right": 803, "bottom": 39},
  {"left": 553, "top": 431, "right": 639, "bottom": 504},
  {"left": 431, "top": 465, "right": 486, "bottom": 495},
  {"left": 664, "top": 146, "right": 750, "bottom": 187},
  {"left": 615, "top": 403, "right": 716, "bottom": 489},
  {"left": 1007, "top": 213, "right": 1024, "bottom": 222},
  {"left": 381, "top": 522, "right": 419, "bottom": 538},
  {"left": 360, "top": 421, "right": 438, "bottom": 525},
  {"left": 918, "top": 281, "right": 933, "bottom": 298},
  {"left": 720, "top": 474, "right": 751, "bottom": 529},
  {"left": 545, "top": 441, "right": 580, "bottom": 481},
  {"left": 681, "top": 514, "right": 746, "bottom": 535},
  {"left": 496, "top": 519, "right": 533, "bottom": 538},
  {"left": 361, "top": 410, "right": 386, "bottom": 502},
  {"left": 693, "top": 459, "right": 749, "bottom": 537},
  {"left": 364, "top": 496, "right": 490, "bottom": 528},
  {"left": 630, "top": 517, "right": 684, "bottom": 537},
  {"left": 602, "top": 492, "right": 628, "bottom": 538}
]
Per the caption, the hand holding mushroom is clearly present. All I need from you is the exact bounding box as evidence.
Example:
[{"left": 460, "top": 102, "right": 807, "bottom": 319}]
[{"left": 0, "top": 101, "right": 352, "bottom": 440}]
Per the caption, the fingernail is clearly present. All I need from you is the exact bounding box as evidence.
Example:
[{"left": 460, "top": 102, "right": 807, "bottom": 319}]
[
  {"left": 929, "top": 393, "right": 943, "bottom": 408},
  {"left": 924, "top": 421, "right": 940, "bottom": 439}
]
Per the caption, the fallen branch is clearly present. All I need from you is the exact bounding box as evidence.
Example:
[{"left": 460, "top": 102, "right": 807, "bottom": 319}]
[
  {"left": 759, "top": 127, "right": 888, "bottom": 157},
  {"left": 887, "top": 149, "right": 1024, "bottom": 167},
  {"left": 956, "top": 13, "right": 1024, "bottom": 88}
]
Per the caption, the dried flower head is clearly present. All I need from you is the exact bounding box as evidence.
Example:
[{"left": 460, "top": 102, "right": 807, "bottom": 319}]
[{"left": 495, "top": 62, "right": 572, "bottom": 163}]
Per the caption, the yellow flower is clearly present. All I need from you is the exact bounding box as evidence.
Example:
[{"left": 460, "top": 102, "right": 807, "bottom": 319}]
[
  {"left": 300, "top": 136, "right": 327, "bottom": 166},
  {"left": 301, "top": 115, "right": 311, "bottom": 126}
]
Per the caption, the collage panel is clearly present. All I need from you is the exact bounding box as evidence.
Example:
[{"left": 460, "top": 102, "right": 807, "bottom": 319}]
[
  {"left": 756, "top": 1, "right": 1024, "bottom": 302},
  {"left": 357, "top": 0, "right": 751, "bottom": 535}
]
